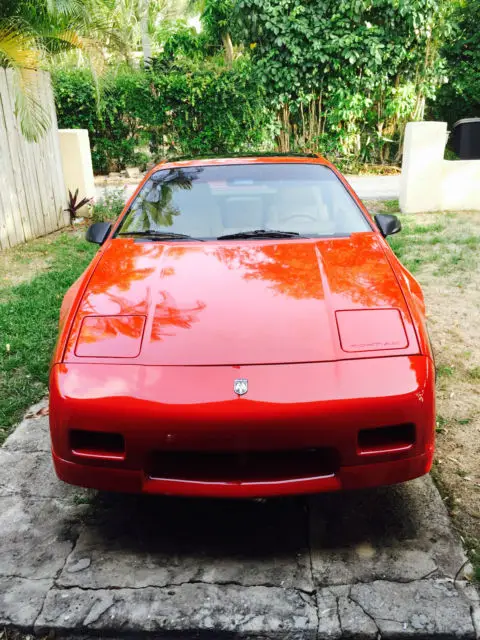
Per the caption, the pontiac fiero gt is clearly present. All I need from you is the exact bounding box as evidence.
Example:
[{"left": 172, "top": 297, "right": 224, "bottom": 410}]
[{"left": 49, "top": 155, "right": 435, "bottom": 497}]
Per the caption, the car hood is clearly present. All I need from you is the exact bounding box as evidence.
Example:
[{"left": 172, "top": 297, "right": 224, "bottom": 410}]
[{"left": 65, "top": 233, "right": 419, "bottom": 365}]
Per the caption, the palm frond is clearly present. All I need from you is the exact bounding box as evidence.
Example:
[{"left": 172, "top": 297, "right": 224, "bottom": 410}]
[
  {"left": 45, "top": 0, "right": 89, "bottom": 17},
  {"left": 0, "top": 26, "right": 41, "bottom": 69},
  {"left": 0, "top": 26, "right": 51, "bottom": 141},
  {"left": 12, "top": 68, "right": 51, "bottom": 141}
]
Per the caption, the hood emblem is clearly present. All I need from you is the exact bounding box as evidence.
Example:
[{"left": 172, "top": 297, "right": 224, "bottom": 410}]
[{"left": 234, "top": 378, "right": 248, "bottom": 396}]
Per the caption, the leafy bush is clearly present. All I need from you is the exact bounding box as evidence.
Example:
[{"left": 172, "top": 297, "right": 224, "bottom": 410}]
[
  {"left": 52, "top": 1, "right": 469, "bottom": 170},
  {"left": 53, "top": 57, "right": 272, "bottom": 174},
  {"left": 235, "top": 0, "right": 453, "bottom": 163},
  {"left": 92, "top": 187, "right": 127, "bottom": 223},
  {"left": 428, "top": 0, "right": 480, "bottom": 126}
]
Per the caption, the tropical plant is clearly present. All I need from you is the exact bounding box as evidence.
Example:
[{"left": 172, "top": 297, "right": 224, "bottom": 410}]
[
  {"left": 235, "top": 0, "right": 454, "bottom": 162},
  {"left": 92, "top": 187, "right": 127, "bottom": 222},
  {"left": 201, "top": 0, "right": 235, "bottom": 65},
  {"left": 185, "top": 0, "right": 236, "bottom": 65},
  {"left": 429, "top": 0, "right": 480, "bottom": 126},
  {"left": 53, "top": 57, "right": 272, "bottom": 173},
  {"left": 65, "top": 188, "right": 93, "bottom": 222},
  {"left": 0, "top": 0, "right": 111, "bottom": 141},
  {"left": 91, "top": 0, "right": 191, "bottom": 65}
]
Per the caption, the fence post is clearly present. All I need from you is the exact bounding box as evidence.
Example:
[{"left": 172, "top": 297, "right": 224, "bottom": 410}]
[{"left": 400, "top": 122, "right": 448, "bottom": 214}]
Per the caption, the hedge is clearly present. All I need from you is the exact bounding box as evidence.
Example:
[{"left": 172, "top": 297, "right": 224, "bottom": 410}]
[{"left": 52, "top": 59, "right": 272, "bottom": 174}]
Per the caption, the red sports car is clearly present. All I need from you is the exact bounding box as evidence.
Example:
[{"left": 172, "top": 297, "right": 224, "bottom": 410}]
[{"left": 50, "top": 155, "right": 435, "bottom": 497}]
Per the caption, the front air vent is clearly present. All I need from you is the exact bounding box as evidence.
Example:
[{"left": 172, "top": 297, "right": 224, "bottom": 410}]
[
  {"left": 358, "top": 424, "right": 415, "bottom": 455},
  {"left": 70, "top": 430, "right": 125, "bottom": 459}
]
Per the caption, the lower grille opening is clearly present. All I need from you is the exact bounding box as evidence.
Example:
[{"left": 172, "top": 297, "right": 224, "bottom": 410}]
[
  {"left": 358, "top": 423, "right": 415, "bottom": 454},
  {"left": 70, "top": 430, "right": 125, "bottom": 457},
  {"left": 147, "top": 448, "right": 340, "bottom": 483}
]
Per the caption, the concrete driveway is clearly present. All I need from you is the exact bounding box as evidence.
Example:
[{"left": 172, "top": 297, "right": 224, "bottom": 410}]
[
  {"left": 346, "top": 174, "right": 400, "bottom": 201},
  {"left": 0, "top": 400, "right": 478, "bottom": 639}
]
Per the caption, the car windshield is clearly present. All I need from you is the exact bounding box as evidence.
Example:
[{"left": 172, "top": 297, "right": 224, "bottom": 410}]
[{"left": 117, "top": 163, "right": 371, "bottom": 239}]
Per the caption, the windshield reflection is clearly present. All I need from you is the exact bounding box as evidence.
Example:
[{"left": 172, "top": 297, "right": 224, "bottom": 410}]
[{"left": 121, "top": 168, "right": 202, "bottom": 233}]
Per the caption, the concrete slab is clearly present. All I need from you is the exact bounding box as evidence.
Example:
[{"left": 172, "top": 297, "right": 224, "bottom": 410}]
[
  {"left": 36, "top": 584, "right": 319, "bottom": 639},
  {"left": 0, "top": 495, "right": 82, "bottom": 579},
  {"left": 308, "top": 479, "right": 467, "bottom": 585},
  {"left": 350, "top": 579, "right": 475, "bottom": 638},
  {"left": 56, "top": 493, "right": 312, "bottom": 591},
  {"left": 0, "top": 577, "right": 53, "bottom": 628},
  {"left": 0, "top": 400, "right": 478, "bottom": 639}
]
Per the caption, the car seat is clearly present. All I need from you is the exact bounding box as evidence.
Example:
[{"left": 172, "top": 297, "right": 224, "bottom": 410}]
[{"left": 266, "top": 185, "right": 334, "bottom": 235}]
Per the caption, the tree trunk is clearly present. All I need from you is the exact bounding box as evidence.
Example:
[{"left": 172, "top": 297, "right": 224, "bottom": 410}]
[
  {"left": 222, "top": 32, "right": 234, "bottom": 67},
  {"left": 141, "top": 0, "right": 152, "bottom": 68},
  {"left": 277, "top": 104, "right": 290, "bottom": 152}
]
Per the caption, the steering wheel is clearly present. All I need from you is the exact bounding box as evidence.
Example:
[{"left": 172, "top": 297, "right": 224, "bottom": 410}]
[{"left": 281, "top": 213, "right": 317, "bottom": 224}]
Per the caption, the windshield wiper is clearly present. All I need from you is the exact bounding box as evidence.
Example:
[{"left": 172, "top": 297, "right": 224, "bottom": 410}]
[
  {"left": 217, "top": 229, "right": 301, "bottom": 240},
  {"left": 118, "top": 231, "right": 204, "bottom": 241}
]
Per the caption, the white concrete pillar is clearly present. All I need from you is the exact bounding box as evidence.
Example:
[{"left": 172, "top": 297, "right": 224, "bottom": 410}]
[
  {"left": 400, "top": 122, "right": 448, "bottom": 213},
  {"left": 58, "top": 129, "right": 95, "bottom": 216}
]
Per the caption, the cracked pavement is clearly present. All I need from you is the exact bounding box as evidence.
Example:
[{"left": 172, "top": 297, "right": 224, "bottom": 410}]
[{"left": 0, "top": 399, "right": 478, "bottom": 639}]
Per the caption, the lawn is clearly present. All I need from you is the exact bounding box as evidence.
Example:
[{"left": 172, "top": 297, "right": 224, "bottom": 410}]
[
  {"left": 0, "top": 206, "right": 479, "bottom": 580},
  {"left": 0, "top": 231, "right": 96, "bottom": 444}
]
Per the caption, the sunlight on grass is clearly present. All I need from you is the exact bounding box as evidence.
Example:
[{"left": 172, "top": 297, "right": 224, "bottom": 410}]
[
  {"left": 381, "top": 199, "right": 400, "bottom": 213},
  {"left": 387, "top": 211, "right": 480, "bottom": 278}
]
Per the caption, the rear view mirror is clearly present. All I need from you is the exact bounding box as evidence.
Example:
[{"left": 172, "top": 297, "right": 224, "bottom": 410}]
[
  {"left": 86, "top": 222, "right": 112, "bottom": 245},
  {"left": 374, "top": 214, "right": 402, "bottom": 237}
]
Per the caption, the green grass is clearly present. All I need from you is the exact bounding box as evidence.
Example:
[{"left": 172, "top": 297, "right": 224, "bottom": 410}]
[
  {"left": 381, "top": 199, "right": 400, "bottom": 213},
  {"left": 436, "top": 365, "right": 454, "bottom": 378},
  {"left": 387, "top": 212, "right": 480, "bottom": 276},
  {"left": 0, "top": 233, "right": 96, "bottom": 444},
  {"left": 467, "top": 366, "right": 480, "bottom": 380}
]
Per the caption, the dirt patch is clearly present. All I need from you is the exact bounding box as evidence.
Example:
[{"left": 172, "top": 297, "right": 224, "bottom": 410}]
[
  {"left": 426, "top": 268, "right": 480, "bottom": 546},
  {"left": 0, "top": 227, "right": 80, "bottom": 292},
  {"left": 371, "top": 205, "right": 480, "bottom": 563}
]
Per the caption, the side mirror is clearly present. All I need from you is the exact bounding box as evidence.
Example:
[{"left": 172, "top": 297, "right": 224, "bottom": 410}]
[
  {"left": 86, "top": 222, "right": 112, "bottom": 245},
  {"left": 374, "top": 214, "right": 402, "bottom": 237}
]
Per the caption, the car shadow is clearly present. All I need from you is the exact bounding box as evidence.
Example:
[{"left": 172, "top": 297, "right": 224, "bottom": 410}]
[
  {"left": 82, "top": 492, "right": 310, "bottom": 560},
  {"left": 60, "top": 477, "right": 461, "bottom": 589},
  {"left": 81, "top": 479, "right": 428, "bottom": 559}
]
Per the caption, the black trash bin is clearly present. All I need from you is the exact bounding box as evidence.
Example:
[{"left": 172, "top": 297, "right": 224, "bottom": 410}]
[{"left": 451, "top": 118, "right": 480, "bottom": 160}]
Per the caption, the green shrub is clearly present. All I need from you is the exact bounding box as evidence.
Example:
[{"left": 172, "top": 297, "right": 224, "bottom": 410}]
[
  {"left": 53, "top": 58, "right": 272, "bottom": 174},
  {"left": 92, "top": 187, "right": 127, "bottom": 223},
  {"left": 236, "top": 0, "right": 453, "bottom": 163},
  {"left": 429, "top": 0, "right": 480, "bottom": 126}
]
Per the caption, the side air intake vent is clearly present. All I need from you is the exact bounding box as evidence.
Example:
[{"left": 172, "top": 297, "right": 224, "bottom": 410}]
[{"left": 358, "top": 424, "right": 415, "bottom": 455}]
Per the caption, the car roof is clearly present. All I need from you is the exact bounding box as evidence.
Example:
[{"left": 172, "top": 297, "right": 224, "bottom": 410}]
[{"left": 154, "top": 153, "right": 333, "bottom": 171}]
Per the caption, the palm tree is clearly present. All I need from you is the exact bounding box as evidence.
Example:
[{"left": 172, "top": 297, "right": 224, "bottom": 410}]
[
  {"left": 188, "top": 0, "right": 234, "bottom": 65},
  {"left": 0, "top": 0, "right": 114, "bottom": 141},
  {"left": 92, "top": 0, "right": 189, "bottom": 67},
  {"left": 140, "top": 0, "right": 153, "bottom": 66}
]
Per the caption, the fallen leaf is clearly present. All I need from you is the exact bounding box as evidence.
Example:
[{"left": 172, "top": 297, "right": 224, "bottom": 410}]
[{"left": 25, "top": 406, "right": 49, "bottom": 419}]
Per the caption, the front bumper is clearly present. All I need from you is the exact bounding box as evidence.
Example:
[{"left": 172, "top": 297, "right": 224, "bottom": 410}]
[
  {"left": 52, "top": 450, "right": 432, "bottom": 497},
  {"left": 49, "top": 356, "right": 435, "bottom": 497}
]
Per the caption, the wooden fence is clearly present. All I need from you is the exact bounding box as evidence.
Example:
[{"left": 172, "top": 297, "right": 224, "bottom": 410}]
[{"left": 0, "top": 69, "right": 68, "bottom": 250}]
